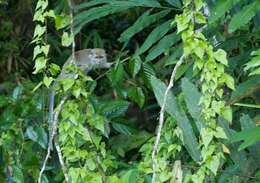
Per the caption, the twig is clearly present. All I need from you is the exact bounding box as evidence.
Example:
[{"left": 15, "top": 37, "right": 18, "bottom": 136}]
[
  {"left": 38, "top": 95, "right": 68, "bottom": 183},
  {"left": 151, "top": 55, "right": 185, "bottom": 183},
  {"left": 54, "top": 137, "right": 70, "bottom": 182}
]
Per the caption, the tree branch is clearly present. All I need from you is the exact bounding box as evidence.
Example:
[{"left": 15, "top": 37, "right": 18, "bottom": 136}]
[
  {"left": 38, "top": 95, "right": 68, "bottom": 183},
  {"left": 151, "top": 55, "right": 185, "bottom": 183},
  {"left": 54, "top": 137, "right": 70, "bottom": 182}
]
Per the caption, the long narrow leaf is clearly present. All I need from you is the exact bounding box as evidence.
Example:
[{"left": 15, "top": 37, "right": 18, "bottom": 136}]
[
  {"left": 228, "top": 1, "right": 260, "bottom": 33},
  {"left": 109, "top": 0, "right": 161, "bottom": 8},
  {"left": 218, "top": 118, "right": 249, "bottom": 174},
  {"left": 74, "top": 0, "right": 112, "bottom": 10},
  {"left": 119, "top": 10, "right": 171, "bottom": 42},
  {"left": 76, "top": 0, "right": 161, "bottom": 10},
  {"left": 239, "top": 115, "right": 260, "bottom": 167},
  {"left": 230, "top": 75, "right": 260, "bottom": 102},
  {"left": 74, "top": 5, "right": 132, "bottom": 33},
  {"left": 145, "top": 32, "right": 180, "bottom": 61},
  {"left": 136, "top": 19, "right": 173, "bottom": 56},
  {"left": 208, "top": 0, "right": 241, "bottom": 24},
  {"left": 181, "top": 78, "right": 205, "bottom": 131},
  {"left": 151, "top": 76, "right": 201, "bottom": 162},
  {"left": 165, "top": 0, "right": 182, "bottom": 8}
]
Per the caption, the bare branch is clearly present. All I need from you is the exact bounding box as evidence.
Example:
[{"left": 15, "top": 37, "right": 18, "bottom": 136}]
[
  {"left": 38, "top": 95, "right": 68, "bottom": 183},
  {"left": 54, "top": 137, "right": 70, "bottom": 182},
  {"left": 151, "top": 55, "right": 185, "bottom": 183}
]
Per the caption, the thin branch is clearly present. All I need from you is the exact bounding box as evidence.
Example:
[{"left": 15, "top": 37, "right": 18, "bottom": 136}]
[
  {"left": 38, "top": 95, "right": 68, "bottom": 183},
  {"left": 54, "top": 137, "right": 70, "bottom": 182},
  {"left": 151, "top": 55, "right": 185, "bottom": 183}
]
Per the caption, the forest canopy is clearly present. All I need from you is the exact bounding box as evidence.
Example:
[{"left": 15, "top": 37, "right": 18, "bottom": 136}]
[{"left": 0, "top": 0, "right": 260, "bottom": 183}]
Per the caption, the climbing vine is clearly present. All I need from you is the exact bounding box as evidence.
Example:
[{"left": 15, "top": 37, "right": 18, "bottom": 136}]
[{"left": 175, "top": 0, "right": 234, "bottom": 182}]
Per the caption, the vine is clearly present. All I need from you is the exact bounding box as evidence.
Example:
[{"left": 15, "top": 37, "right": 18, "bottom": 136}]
[
  {"left": 175, "top": 0, "right": 234, "bottom": 182},
  {"left": 32, "top": 0, "right": 54, "bottom": 76}
]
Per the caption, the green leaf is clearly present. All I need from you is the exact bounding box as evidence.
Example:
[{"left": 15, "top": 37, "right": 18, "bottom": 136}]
[
  {"left": 33, "top": 24, "right": 46, "bottom": 38},
  {"left": 230, "top": 126, "right": 260, "bottom": 150},
  {"left": 181, "top": 78, "right": 205, "bottom": 131},
  {"left": 55, "top": 15, "right": 71, "bottom": 30},
  {"left": 76, "top": 0, "right": 161, "bottom": 11},
  {"left": 12, "top": 85, "right": 23, "bottom": 101},
  {"left": 229, "top": 1, "right": 260, "bottom": 33},
  {"left": 230, "top": 75, "right": 260, "bottom": 101},
  {"left": 112, "top": 122, "right": 137, "bottom": 135},
  {"left": 49, "top": 63, "right": 61, "bottom": 76},
  {"left": 175, "top": 63, "right": 192, "bottom": 81},
  {"left": 0, "top": 95, "right": 9, "bottom": 107},
  {"left": 33, "top": 56, "right": 47, "bottom": 74},
  {"left": 61, "top": 78, "right": 75, "bottom": 91},
  {"left": 61, "top": 32, "right": 73, "bottom": 47},
  {"left": 208, "top": 0, "right": 241, "bottom": 24},
  {"left": 75, "top": 0, "right": 112, "bottom": 10},
  {"left": 175, "top": 13, "right": 192, "bottom": 33},
  {"left": 201, "top": 128, "right": 214, "bottom": 148},
  {"left": 218, "top": 118, "right": 250, "bottom": 175},
  {"left": 221, "top": 106, "right": 232, "bottom": 123},
  {"left": 72, "top": 87, "right": 81, "bottom": 98},
  {"left": 165, "top": 0, "right": 182, "bottom": 8},
  {"left": 26, "top": 126, "right": 48, "bottom": 149},
  {"left": 85, "top": 158, "right": 96, "bottom": 171},
  {"left": 136, "top": 20, "right": 173, "bottom": 56},
  {"left": 119, "top": 10, "right": 170, "bottom": 42},
  {"left": 74, "top": 5, "right": 133, "bottom": 33},
  {"left": 215, "top": 127, "right": 227, "bottom": 139},
  {"left": 89, "top": 115, "right": 105, "bottom": 133},
  {"left": 41, "top": 45, "right": 50, "bottom": 56},
  {"left": 43, "top": 76, "right": 54, "bottom": 88},
  {"left": 75, "top": 3, "right": 130, "bottom": 24},
  {"left": 129, "top": 56, "right": 142, "bottom": 77},
  {"left": 195, "top": 12, "right": 206, "bottom": 24},
  {"left": 223, "top": 73, "right": 235, "bottom": 90},
  {"left": 110, "top": 63, "right": 125, "bottom": 86},
  {"left": 12, "top": 166, "right": 24, "bottom": 183},
  {"left": 142, "top": 63, "right": 156, "bottom": 88},
  {"left": 145, "top": 32, "right": 180, "bottom": 62},
  {"left": 109, "top": 0, "right": 161, "bottom": 7},
  {"left": 33, "top": 45, "right": 41, "bottom": 60},
  {"left": 35, "top": 0, "right": 48, "bottom": 11},
  {"left": 121, "top": 169, "right": 138, "bottom": 183},
  {"left": 249, "top": 67, "right": 260, "bottom": 76},
  {"left": 164, "top": 45, "right": 183, "bottom": 66},
  {"left": 244, "top": 51, "right": 260, "bottom": 76},
  {"left": 45, "top": 10, "right": 55, "bottom": 18},
  {"left": 109, "top": 131, "right": 152, "bottom": 156},
  {"left": 244, "top": 56, "right": 260, "bottom": 71},
  {"left": 151, "top": 76, "right": 201, "bottom": 161},
  {"left": 213, "top": 49, "right": 228, "bottom": 66},
  {"left": 207, "top": 155, "right": 220, "bottom": 175},
  {"left": 239, "top": 115, "right": 260, "bottom": 160},
  {"left": 99, "top": 100, "right": 130, "bottom": 118},
  {"left": 128, "top": 87, "right": 145, "bottom": 108}
]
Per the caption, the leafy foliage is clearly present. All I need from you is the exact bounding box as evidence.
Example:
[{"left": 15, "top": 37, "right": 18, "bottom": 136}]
[{"left": 0, "top": 0, "right": 260, "bottom": 182}]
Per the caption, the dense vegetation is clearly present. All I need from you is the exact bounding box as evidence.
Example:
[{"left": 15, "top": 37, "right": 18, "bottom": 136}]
[{"left": 0, "top": 0, "right": 259, "bottom": 182}]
